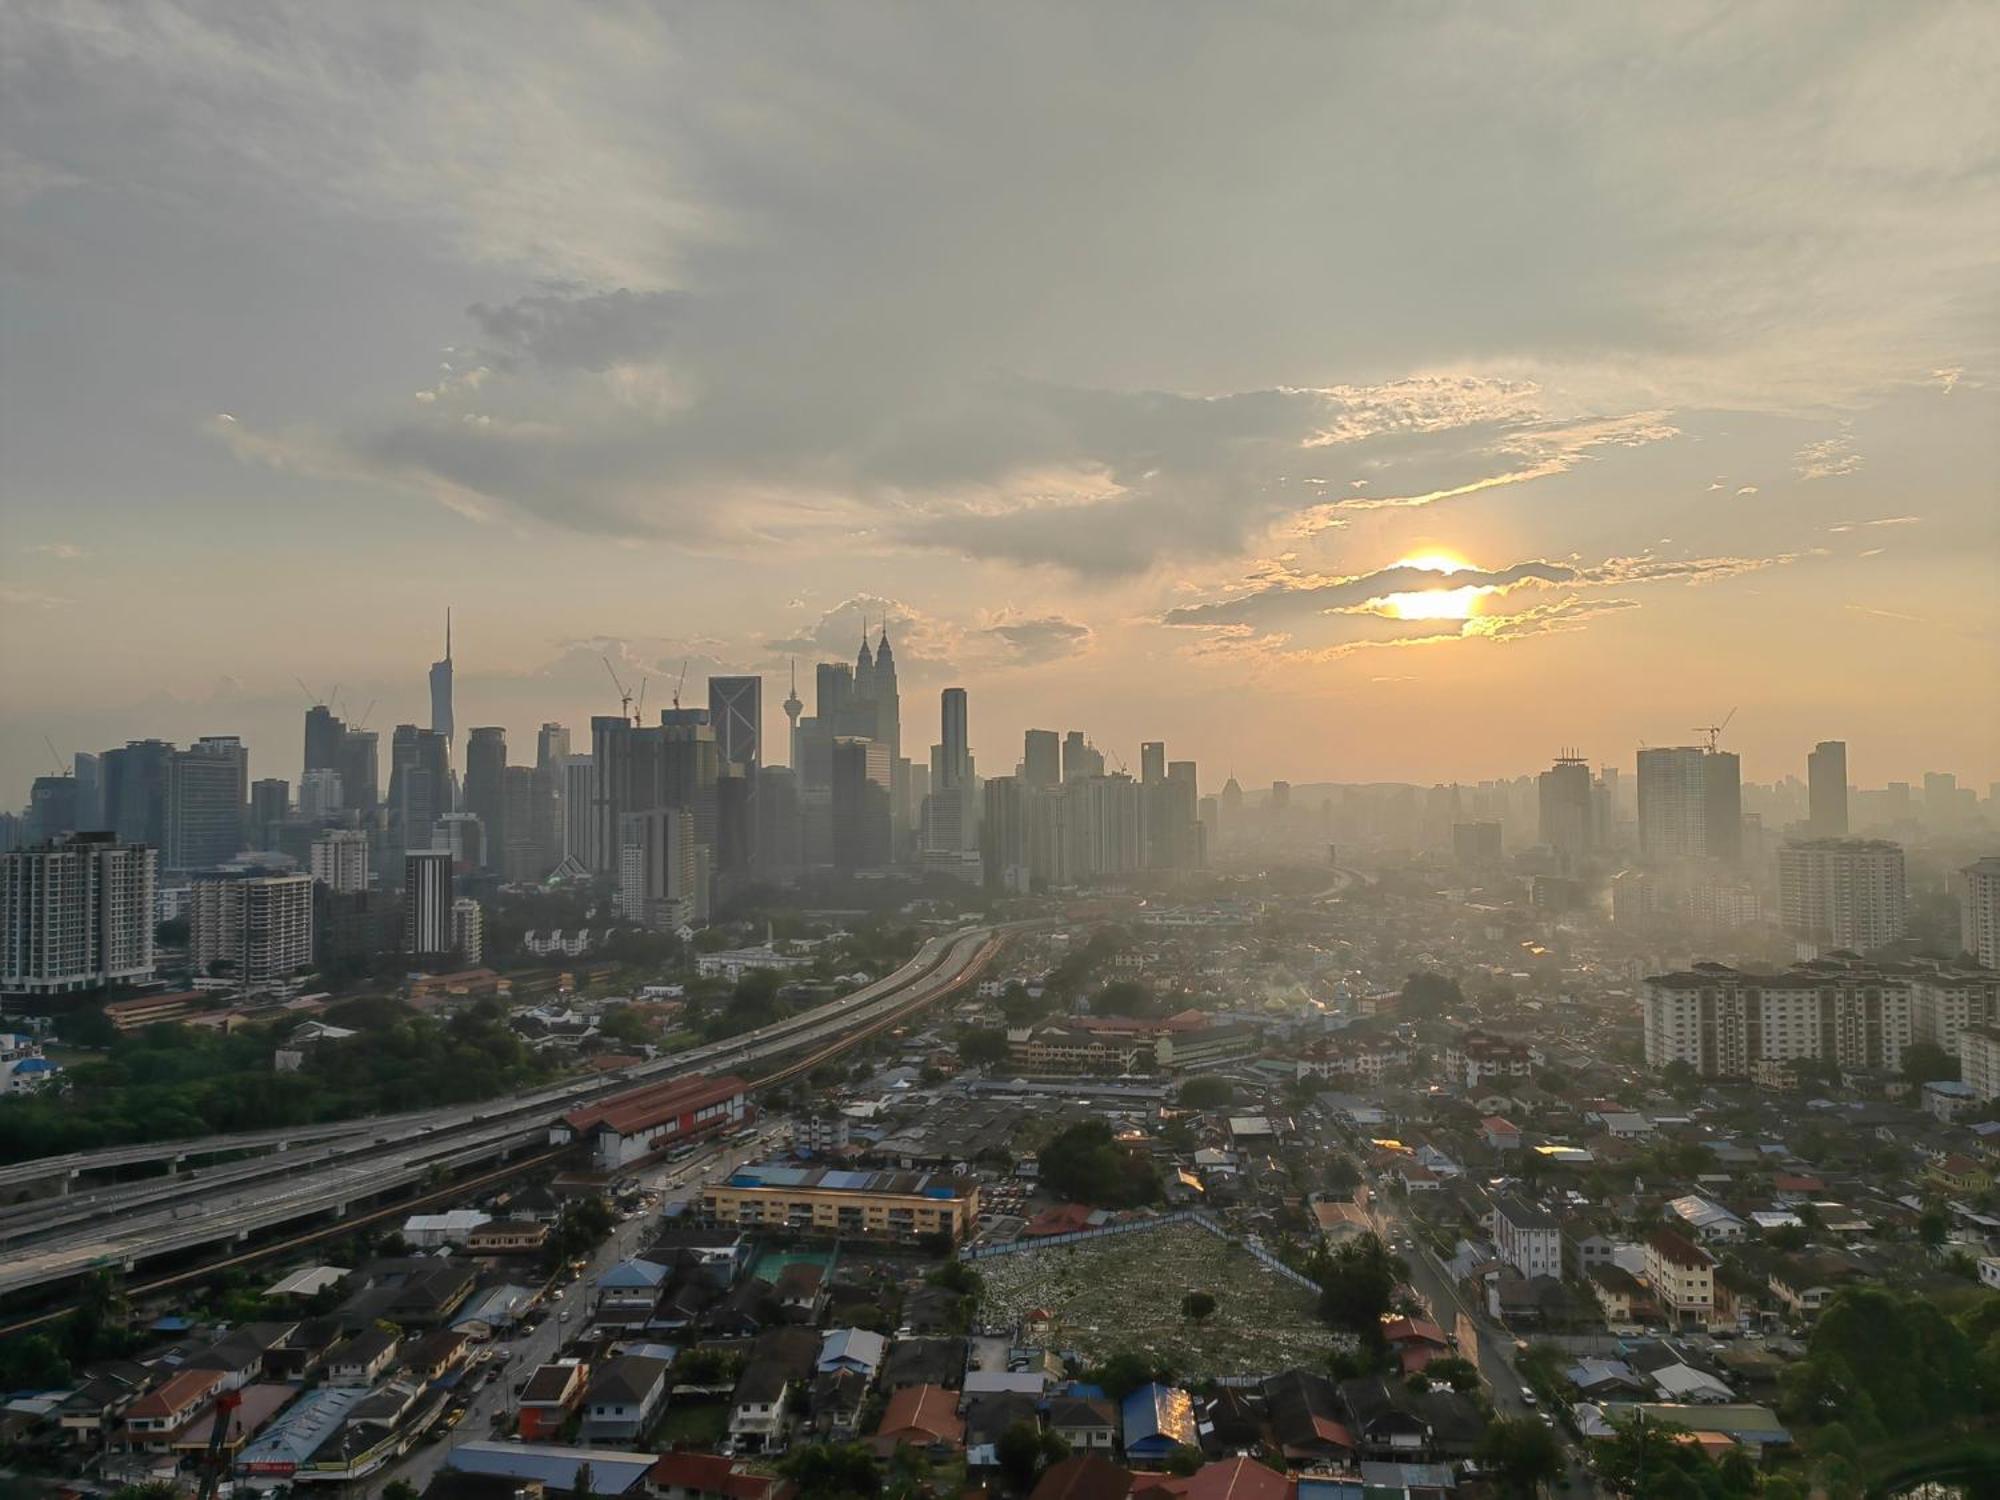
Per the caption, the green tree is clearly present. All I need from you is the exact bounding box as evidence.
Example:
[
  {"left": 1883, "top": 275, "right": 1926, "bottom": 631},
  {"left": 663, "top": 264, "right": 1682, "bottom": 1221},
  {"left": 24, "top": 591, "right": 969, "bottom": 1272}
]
[
  {"left": 1088, "top": 1352, "right": 1173, "bottom": 1401},
  {"left": 1181, "top": 1290, "right": 1217, "bottom": 1323},
  {"left": 1038, "top": 1120, "right": 1158, "bottom": 1207},
  {"left": 1902, "top": 1039, "right": 1959, "bottom": 1085},
  {"left": 1092, "top": 979, "right": 1156, "bottom": 1017},
  {"left": 1177, "top": 1075, "right": 1233, "bottom": 1109},
  {"left": 1312, "top": 1233, "right": 1401, "bottom": 1335},
  {"left": 1164, "top": 1444, "right": 1204, "bottom": 1476},
  {"left": 1660, "top": 1058, "right": 1704, "bottom": 1103},
  {"left": 958, "top": 1027, "right": 1009, "bottom": 1067},
  {"left": 382, "top": 1483, "right": 421, "bottom": 1500},
  {"left": 996, "top": 1420, "right": 1066, "bottom": 1491},
  {"left": 1480, "top": 1416, "right": 1563, "bottom": 1497},
  {"left": 1423, "top": 1355, "right": 1481, "bottom": 1394},
  {"left": 1398, "top": 971, "right": 1463, "bottom": 1019},
  {"left": 1918, "top": 1206, "right": 1950, "bottom": 1250},
  {"left": 782, "top": 1443, "right": 881, "bottom": 1498}
]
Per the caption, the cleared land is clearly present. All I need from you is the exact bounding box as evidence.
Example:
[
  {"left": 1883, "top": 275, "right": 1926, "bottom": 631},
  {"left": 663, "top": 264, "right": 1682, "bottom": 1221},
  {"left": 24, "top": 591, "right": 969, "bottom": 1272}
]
[{"left": 977, "top": 1223, "right": 1339, "bottom": 1376}]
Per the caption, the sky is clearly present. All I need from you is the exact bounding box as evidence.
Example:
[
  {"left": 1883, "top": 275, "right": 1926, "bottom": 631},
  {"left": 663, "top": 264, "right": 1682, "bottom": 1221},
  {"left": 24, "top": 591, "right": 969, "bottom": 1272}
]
[{"left": 2, "top": 3, "right": 1996, "bottom": 805}]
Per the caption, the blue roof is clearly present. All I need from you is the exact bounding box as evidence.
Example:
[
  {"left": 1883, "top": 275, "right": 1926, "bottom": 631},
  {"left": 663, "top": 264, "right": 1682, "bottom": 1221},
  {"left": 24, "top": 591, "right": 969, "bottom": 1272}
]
[
  {"left": 595, "top": 1258, "right": 670, "bottom": 1290},
  {"left": 447, "top": 1440, "right": 655, "bottom": 1494},
  {"left": 1120, "top": 1382, "right": 1196, "bottom": 1449}
]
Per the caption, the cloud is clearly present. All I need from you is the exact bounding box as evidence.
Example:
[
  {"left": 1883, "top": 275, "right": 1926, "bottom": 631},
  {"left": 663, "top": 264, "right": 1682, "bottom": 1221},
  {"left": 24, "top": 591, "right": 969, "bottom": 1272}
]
[
  {"left": 0, "top": 585, "right": 73, "bottom": 609},
  {"left": 1735, "top": 485, "right": 1758, "bottom": 496},
  {"left": 1794, "top": 433, "right": 1864, "bottom": 480},
  {"left": 1827, "top": 515, "right": 1922, "bottom": 533},
  {"left": 25, "top": 543, "right": 86, "bottom": 560},
  {"left": 467, "top": 288, "right": 686, "bottom": 371},
  {"left": 979, "top": 612, "right": 1094, "bottom": 666}
]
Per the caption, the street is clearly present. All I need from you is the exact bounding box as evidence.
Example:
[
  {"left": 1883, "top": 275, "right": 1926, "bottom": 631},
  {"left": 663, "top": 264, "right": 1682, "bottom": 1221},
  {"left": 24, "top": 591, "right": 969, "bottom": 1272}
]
[{"left": 365, "top": 1123, "right": 786, "bottom": 1496}]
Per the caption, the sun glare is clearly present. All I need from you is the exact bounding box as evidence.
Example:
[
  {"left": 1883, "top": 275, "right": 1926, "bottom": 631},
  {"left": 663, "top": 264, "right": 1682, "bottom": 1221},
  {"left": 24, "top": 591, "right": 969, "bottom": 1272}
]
[{"left": 1377, "top": 584, "right": 1487, "bottom": 621}]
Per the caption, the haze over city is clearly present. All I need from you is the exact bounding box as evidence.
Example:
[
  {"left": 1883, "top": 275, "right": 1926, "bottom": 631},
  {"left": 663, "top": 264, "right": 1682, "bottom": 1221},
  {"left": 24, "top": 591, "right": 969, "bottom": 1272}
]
[
  {"left": 3, "top": 4, "right": 1997, "bottom": 802},
  {"left": 4, "top": 10, "right": 2000, "bottom": 1500}
]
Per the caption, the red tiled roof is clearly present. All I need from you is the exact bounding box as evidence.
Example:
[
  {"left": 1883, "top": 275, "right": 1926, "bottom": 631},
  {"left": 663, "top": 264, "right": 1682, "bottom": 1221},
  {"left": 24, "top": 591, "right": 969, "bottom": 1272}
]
[
  {"left": 563, "top": 1072, "right": 746, "bottom": 1137},
  {"left": 645, "top": 1452, "right": 794, "bottom": 1499},
  {"left": 126, "top": 1369, "right": 224, "bottom": 1421},
  {"left": 1030, "top": 1455, "right": 1135, "bottom": 1500},
  {"left": 872, "top": 1383, "right": 964, "bottom": 1448}
]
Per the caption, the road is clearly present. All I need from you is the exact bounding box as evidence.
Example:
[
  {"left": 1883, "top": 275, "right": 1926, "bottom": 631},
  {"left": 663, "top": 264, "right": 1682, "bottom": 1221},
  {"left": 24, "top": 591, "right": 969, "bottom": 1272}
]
[
  {"left": 0, "top": 924, "right": 1015, "bottom": 1305},
  {"left": 372, "top": 1122, "right": 788, "bottom": 1497},
  {"left": 1374, "top": 1201, "right": 1595, "bottom": 1493}
]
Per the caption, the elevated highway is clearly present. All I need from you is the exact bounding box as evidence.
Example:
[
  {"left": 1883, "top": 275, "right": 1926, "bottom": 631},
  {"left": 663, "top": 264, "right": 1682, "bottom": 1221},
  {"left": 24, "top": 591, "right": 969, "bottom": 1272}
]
[{"left": 0, "top": 922, "right": 1017, "bottom": 1306}]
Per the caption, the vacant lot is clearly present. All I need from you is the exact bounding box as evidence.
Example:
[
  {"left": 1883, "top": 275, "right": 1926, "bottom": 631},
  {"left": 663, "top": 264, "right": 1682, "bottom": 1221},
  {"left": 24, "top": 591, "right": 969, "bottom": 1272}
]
[{"left": 977, "top": 1223, "right": 1341, "bottom": 1376}]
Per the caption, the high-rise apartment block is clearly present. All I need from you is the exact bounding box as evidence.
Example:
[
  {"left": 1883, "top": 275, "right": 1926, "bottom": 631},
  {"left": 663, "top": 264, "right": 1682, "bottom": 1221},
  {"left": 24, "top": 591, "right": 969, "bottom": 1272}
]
[
  {"left": 1537, "top": 755, "right": 1594, "bottom": 864},
  {"left": 1777, "top": 838, "right": 1906, "bottom": 954},
  {"left": 310, "top": 830, "right": 370, "bottom": 893},
  {"left": 1963, "top": 858, "right": 2000, "bottom": 971},
  {"left": 166, "top": 736, "right": 248, "bottom": 871},
  {"left": 190, "top": 873, "right": 314, "bottom": 987},
  {"left": 0, "top": 834, "right": 157, "bottom": 994}
]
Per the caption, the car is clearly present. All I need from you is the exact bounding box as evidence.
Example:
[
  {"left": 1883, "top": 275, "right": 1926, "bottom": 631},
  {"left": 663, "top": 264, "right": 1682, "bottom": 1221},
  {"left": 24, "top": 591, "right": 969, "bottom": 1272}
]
[{"left": 1520, "top": 1388, "right": 1538, "bottom": 1408}]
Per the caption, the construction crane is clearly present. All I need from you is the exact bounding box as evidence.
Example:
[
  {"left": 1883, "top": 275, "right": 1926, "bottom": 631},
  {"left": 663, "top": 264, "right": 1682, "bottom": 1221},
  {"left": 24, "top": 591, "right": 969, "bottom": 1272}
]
[
  {"left": 634, "top": 676, "right": 649, "bottom": 722},
  {"left": 671, "top": 658, "right": 689, "bottom": 712},
  {"left": 194, "top": 1388, "right": 241, "bottom": 1500},
  {"left": 1693, "top": 707, "right": 1738, "bottom": 752},
  {"left": 602, "top": 656, "right": 635, "bottom": 723},
  {"left": 352, "top": 698, "right": 377, "bottom": 732},
  {"left": 41, "top": 735, "right": 68, "bottom": 777}
]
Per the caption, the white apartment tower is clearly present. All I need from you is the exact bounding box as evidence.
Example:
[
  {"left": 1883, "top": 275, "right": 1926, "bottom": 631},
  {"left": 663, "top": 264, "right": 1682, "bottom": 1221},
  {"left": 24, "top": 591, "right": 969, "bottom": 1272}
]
[
  {"left": 1777, "top": 838, "right": 1906, "bottom": 955},
  {"left": 0, "top": 834, "right": 157, "bottom": 994},
  {"left": 309, "top": 830, "right": 370, "bottom": 893}
]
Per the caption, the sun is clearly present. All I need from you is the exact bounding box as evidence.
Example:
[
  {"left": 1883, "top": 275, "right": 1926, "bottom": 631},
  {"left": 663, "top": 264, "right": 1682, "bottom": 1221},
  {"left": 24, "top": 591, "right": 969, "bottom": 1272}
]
[{"left": 1375, "top": 550, "right": 1487, "bottom": 619}]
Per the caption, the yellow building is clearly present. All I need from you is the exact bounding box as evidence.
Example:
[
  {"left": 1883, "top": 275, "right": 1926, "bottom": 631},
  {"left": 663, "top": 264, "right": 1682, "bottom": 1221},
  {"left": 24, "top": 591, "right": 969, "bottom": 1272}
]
[{"left": 700, "top": 1165, "right": 980, "bottom": 1244}]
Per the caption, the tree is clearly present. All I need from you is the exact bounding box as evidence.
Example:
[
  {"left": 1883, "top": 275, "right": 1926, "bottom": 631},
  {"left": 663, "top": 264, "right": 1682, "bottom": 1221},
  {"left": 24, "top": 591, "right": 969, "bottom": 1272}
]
[
  {"left": 958, "top": 1027, "right": 1009, "bottom": 1068},
  {"left": 1164, "top": 1445, "right": 1204, "bottom": 1476},
  {"left": 1918, "top": 1206, "right": 1950, "bottom": 1250},
  {"left": 1398, "top": 971, "right": 1463, "bottom": 1019},
  {"left": 1181, "top": 1290, "right": 1217, "bottom": 1323},
  {"left": 1038, "top": 1120, "right": 1158, "bottom": 1207},
  {"left": 782, "top": 1443, "right": 881, "bottom": 1499},
  {"left": 1314, "top": 1234, "right": 1400, "bottom": 1335},
  {"left": 1660, "top": 1058, "right": 1704, "bottom": 1103},
  {"left": 995, "top": 1420, "right": 1066, "bottom": 1491},
  {"left": 1092, "top": 979, "right": 1156, "bottom": 1017},
  {"left": 1765, "top": 1223, "right": 1809, "bottom": 1253},
  {"left": 1089, "top": 1351, "right": 1172, "bottom": 1401},
  {"left": 1177, "top": 1075, "right": 1233, "bottom": 1109},
  {"left": 1480, "top": 1416, "right": 1563, "bottom": 1497},
  {"left": 1903, "top": 1040, "right": 1959, "bottom": 1085},
  {"left": 596, "top": 1008, "right": 653, "bottom": 1047},
  {"left": 572, "top": 1462, "right": 596, "bottom": 1500},
  {"left": 382, "top": 1483, "right": 420, "bottom": 1500}
]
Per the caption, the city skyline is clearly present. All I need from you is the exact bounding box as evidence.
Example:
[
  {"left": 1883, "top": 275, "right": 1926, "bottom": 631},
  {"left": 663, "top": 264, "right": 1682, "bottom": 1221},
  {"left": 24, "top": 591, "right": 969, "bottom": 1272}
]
[{"left": 2, "top": 6, "right": 1996, "bottom": 803}]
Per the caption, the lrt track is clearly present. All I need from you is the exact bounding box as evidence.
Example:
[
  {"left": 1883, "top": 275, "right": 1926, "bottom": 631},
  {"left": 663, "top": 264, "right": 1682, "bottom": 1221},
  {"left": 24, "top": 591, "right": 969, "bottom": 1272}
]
[{"left": 0, "top": 931, "right": 1007, "bottom": 1341}]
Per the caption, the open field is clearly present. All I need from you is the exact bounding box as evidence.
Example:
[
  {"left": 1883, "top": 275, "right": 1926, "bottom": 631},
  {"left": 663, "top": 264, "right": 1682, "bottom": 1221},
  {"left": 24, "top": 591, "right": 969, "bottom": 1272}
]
[{"left": 977, "top": 1223, "right": 1340, "bottom": 1376}]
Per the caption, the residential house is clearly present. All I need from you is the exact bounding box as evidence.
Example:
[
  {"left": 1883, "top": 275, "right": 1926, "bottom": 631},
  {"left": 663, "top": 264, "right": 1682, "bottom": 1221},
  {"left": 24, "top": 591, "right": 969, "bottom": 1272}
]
[
  {"left": 882, "top": 1337, "right": 966, "bottom": 1391},
  {"left": 816, "top": 1328, "right": 887, "bottom": 1382},
  {"left": 772, "top": 1263, "right": 825, "bottom": 1323},
  {"left": 581, "top": 1355, "right": 669, "bottom": 1444},
  {"left": 728, "top": 1328, "right": 819, "bottom": 1453},
  {"left": 517, "top": 1361, "right": 589, "bottom": 1441},
  {"left": 1666, "top": 1195, "right": 1745, "bottom": 1244},
  {"left": 1262, "top": 1368, "right": 1355, "bottom": 1466},
  {"left": 400, "top": 1329, "right": 471, "bottom": 1382},
  {"left": 1645, "top": 1229, "right": 1717, "bottom": 1330},
  {"left": 1029, "top": 1454, "right": 1134, "bottom": 1500},
  {"left": 1492, "top": 1194, "right": 1562, "bottom": 1279},
  {"left": 869, "top": 1383, "right": 966, "bottom": 1458},
  {"left": 1481, "top": 1117, "right": 1522, "bottom": 1152},
  {"left": 121, "top": 1370, "right": 225, "bottom": 1451},
  {"left": 1767, "top": 1254, "right": 1862, "bottom": 1320},
  {"left": 643, "top": 1452, "right": 796, "bottom": 1500},
  {"left": 1044, "top": 1395, "right": 1117, "bottom": 1454},
  {"left": 1588, "top": 1264, "right": 1652, "bottom": 1331},
  {"left": 809, "top": 1369, "right": 871, "bottom": 1442}
]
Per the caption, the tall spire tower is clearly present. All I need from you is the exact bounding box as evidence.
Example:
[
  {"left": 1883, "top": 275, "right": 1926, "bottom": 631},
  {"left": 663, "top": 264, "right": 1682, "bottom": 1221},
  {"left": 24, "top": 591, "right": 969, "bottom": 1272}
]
[
  {"left": 429, "top": 607, "right": 455, "bottom": 746},
  {"left": 782, "top": 658, "right": 804, "bottom": 769}
]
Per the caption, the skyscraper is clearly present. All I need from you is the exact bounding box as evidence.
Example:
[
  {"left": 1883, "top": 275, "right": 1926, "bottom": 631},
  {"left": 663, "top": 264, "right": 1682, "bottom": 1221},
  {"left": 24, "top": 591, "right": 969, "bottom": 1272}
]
[
  {"left": 937, "top": 688, "right": 970, "bottom": 791},
  {"left": 404, "top": 848, "right": 453, "bottom": 955},
  {"left": 102, "top": 739, "right": 174, "bottom": 849},
  {"left": 463, "top": 726, "right": 508, "bottom": 871},
  {"left": 534, "top": 724, "right": 570, "bottom": 874},
  {"left": 388, "top": 724, "right": 450, "bottom": 866},
  {"left": 28, "top": 776, "right": 78, "bottom": 842},
  {"left": 337, "top": 728, "right": 379, "bottom": 813},
  {"left": 1636, "top": 746, "right": 1710, "bottom": 861},
  {"left": 1140, "top": 742, "right": 1166, "bottom": 785},
  {"left": 166, "top": 736, "right": 248, "bottom": 871},
  {"left": 304, "top": 704, "right": 345, "bottom": 780},
  {"left": 1703, "top": 750, "right": 1742, "bottom": 864},
  {"left": 1808, "top": 741, "right": 1849, "bottom": 837},
  {"left": 831, "top": 736, "right": 892, "bottom": 870},
  {"left": 1061, "top": 731, "right": 1102, "bottom": 783},
  {"left": 708, "top": 675, "right": 763, "bottom": 771},
  {"left": 0, "top": 833, "right": 157, "bottom": 994},
  {"left": 618, "top": 807, "right": 699, "bottom": 929},
  {"left": 72, "top": 752, "right": 102, "bottom": 832},
  {"left": 1023, "top": 730, "right": 1060, "bottom": 790},
  {"left": 501, "top": 765, "right": 538, "bottom": 882},
  {"left": 563, "top": 754, "right": 597, "bottom": 869},
  {"left": 1537, "top": 755, "right": 1594, "bottom": 865},
  {"left": 249, "top": 778, "right": 290, "bottom": 847},
  {"left": 429, "top": 608, "right": 455, "bottom": 749}
]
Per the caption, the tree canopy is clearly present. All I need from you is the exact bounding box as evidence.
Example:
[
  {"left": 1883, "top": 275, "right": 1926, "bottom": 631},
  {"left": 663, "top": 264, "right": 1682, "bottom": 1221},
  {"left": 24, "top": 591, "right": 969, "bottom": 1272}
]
[{"left": 1037, "top": 1119, "right": 1159, "bottom": 1207}]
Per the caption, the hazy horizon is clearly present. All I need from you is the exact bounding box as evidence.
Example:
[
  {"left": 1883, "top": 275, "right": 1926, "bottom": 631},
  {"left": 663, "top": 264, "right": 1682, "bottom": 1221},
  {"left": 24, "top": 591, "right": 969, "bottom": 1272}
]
[{"left": 4, "top": 4, "right": 1997, "bottom": 802}]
